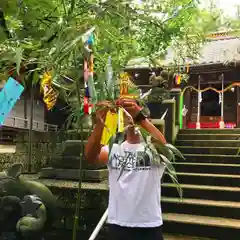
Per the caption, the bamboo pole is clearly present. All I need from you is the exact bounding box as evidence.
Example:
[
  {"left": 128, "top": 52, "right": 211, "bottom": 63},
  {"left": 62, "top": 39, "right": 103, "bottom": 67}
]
[{"left": 27, "top": 84, "right": 34, "bottom": 172}]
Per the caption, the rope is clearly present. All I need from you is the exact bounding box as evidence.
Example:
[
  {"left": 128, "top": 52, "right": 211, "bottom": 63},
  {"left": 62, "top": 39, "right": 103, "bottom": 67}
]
[{"left": 179, "top": 82, "right": 240, "bottom": 129}]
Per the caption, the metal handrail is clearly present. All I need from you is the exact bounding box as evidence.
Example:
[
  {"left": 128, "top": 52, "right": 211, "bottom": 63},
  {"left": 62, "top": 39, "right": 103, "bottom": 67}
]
[{"left": 2, "top": 116, "right": 58, "bottom": 132}]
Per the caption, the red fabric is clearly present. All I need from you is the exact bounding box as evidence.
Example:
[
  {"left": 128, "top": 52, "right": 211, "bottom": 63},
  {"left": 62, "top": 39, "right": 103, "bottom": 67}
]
[
  {"left": 83, "top": 96, "right": 93, "bottom": 114},
  {"left": 84, "top": 97, "right": 89, "bottom": 114}
]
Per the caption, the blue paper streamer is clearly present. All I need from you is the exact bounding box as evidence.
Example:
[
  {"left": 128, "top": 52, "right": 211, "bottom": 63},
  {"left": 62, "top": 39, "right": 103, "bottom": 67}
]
[{"left": 0, "top": 77, "right": 24, "bottom": 125}]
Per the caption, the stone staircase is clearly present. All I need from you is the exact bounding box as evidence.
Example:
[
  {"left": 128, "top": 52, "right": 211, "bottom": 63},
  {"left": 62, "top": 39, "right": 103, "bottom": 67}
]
[{"left": 161, "top": 129, "right": 240, "bottom": 239}]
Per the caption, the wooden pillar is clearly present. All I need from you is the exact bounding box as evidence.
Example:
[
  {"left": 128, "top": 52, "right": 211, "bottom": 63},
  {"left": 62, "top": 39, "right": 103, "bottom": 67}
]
[
  {"left": 196, "top": 76, "right": 201, "bottom": 129},
  {"left": 219, "top": 73, "right": 225, "bottom": 129},
  {"left": 237, "top": 86, "right": 240, "bottom": 128}
]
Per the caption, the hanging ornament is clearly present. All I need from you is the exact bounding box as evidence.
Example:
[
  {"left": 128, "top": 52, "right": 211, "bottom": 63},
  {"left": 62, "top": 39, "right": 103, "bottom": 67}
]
[
  {"left": 182, "top": 105, "right": 188, "bottom": 116},
  {"left": 219, "top": 92, "right": 222, "bottom": 104},
  {"left": 198, "top": 91, "right": 202, "bottom": 103},
  {"left": 41, "top": 72, "right": 58, "bottom": 110},
  {"left": 118, "top": 108, "right": 124, "bottom": 133},
  {"left": 101, "top": 111, "right": 118, "bottom": 145},
  {"left": 83, "top": 32, "right": 95, "bottom": 115},
  {"left": 175, "top": 74, "right": 182, "bottom": 85}
]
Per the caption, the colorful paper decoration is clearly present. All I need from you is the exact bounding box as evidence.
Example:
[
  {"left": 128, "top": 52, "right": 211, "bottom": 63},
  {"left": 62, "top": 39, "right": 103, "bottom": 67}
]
[
  {"left": 101, "top": 111, "right": 118, "bottom": 145},
  {"left": 175, "top": 74, "right": 182, "bottom": 85},
  {"left": 101, "top": 72, "right": 134, "bottom": 144},
  {"left": 119, "top": 72, "right": 138, "bottom": 99},
  {"left": 41, "top": 72, "right": 58, "bottom": 110},
  {"left": 0, "top": 77, "right": 24, "bottom": 125},
  {"left": 83, "top": 33, "right": 95, "bottom": 115},
  {"left": 118, "top": 108, "right": 124, "bottom": 133}
]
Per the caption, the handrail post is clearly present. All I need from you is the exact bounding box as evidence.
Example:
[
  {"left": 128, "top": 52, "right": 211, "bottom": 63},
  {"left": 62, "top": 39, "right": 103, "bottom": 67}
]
[{"left": 88, "top": 209, "right": 108, "bottom": 240}]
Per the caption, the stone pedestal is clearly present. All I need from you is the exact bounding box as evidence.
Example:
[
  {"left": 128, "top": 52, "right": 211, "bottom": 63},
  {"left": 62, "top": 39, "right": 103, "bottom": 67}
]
[{"left": 40, "top": 136, "right": 108, "bottom": 182}]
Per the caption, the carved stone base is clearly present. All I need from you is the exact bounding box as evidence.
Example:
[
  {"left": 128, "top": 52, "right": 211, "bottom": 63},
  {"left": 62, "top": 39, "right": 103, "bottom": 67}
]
[{"left": 39, "top": 167, "right": 108, "bottom": 182}]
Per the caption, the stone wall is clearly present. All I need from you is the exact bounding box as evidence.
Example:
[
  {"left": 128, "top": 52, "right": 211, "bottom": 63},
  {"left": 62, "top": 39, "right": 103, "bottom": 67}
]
[
  {"left": 47, "top": 187, "right": 108, "bottom": 240},
  {"left": 0, "top": 130, "right": 67, "bottom": 172}
]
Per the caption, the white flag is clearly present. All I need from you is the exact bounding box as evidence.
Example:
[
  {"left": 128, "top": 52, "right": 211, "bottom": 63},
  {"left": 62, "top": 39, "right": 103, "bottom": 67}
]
[{"left": 219, "top": 92, "right": 222, "bottom": 104}]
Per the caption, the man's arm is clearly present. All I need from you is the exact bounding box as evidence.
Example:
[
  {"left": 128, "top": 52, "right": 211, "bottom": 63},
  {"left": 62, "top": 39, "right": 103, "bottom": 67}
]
[
  {"left": 118, "top": 99, "right": 167, "bottom": 145},
  {"left": 84, "top": 105, "right": 110, "bottom": 165},
  {"left": 84, "top": 120, "right": 108, "bottom": 165},
  {"left": 139, "top": 118, "right": 167, "bottom": 144}
]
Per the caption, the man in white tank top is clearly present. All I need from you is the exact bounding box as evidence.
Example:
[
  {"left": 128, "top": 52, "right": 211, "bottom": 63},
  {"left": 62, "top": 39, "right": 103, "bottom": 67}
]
[{"left": 85, "top": 98, "right": 166, "bottom": 240}]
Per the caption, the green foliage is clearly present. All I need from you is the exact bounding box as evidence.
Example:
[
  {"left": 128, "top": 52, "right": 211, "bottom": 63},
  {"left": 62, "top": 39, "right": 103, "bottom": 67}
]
[
  {"left": 0, "top": 0, "right": 222, "bottom": 79},
  {"left": 0, "top": 0, "right": 223, "bottom": 124}
]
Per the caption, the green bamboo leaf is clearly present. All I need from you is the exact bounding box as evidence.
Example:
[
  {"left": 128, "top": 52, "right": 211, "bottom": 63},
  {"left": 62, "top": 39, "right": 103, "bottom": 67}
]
[
  {"left": 154, "top": 143, "right": 174, "bottom": 161},
  {"left": 165, "top": 143, "right": 185, "bottom": 160},
  {"left": 167, "top": 176, "right": 183, "bottom": 199},
  {"left": 159, "top": 154, "right": 175, "bottom": 171}
]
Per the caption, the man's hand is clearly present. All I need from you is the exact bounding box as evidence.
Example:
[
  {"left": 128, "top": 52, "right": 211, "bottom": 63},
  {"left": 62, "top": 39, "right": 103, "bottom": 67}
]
[
  {"left": 95, "top": 101, "right": 113, "bottom": 125},
  {"left": 116, "top": 98, "right": 142, "bottom": 119}
]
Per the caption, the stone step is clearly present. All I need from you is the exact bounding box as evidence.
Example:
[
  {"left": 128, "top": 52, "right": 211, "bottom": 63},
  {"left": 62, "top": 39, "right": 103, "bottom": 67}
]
[
  {"left": 164, "top": 172, "right": 240, "bottom": 187},
  {"left": 162, "top": 197, "right": 240, "bottom": 219},
  {"left": 176, "top": 146, "right": 239, "bottom": 155},
  {"left": 163, "top": 234, "right": 214, "bottom": 240},
  {"left": 39, "top": 168, "right": 108, "bottom": 182},
  {"left": 173, "top": 162, "right": 240, "bottom": 175},
  {"left": 176, "top": 140, "right": 240, "bottom": 147},
  {"left": 177, "top": 133, "right": 240, "bottom": 141},
  {"left": 162, "top": 183, "right": 240, "bottom": 202},
  {"left": 179, "top": 129, "right": 240, "bottom": 134},
  {"left": 183, "top": 154, "right": 240, "bottom": 164},
  {"left": 49, "top": 155, "right": 106, "bottom": 170},
  {"left": 63, "top": 140, "right": 87, "bottom": 156},
  {"left": 163, "top": 213, "right": 240, "bottom": 239}
]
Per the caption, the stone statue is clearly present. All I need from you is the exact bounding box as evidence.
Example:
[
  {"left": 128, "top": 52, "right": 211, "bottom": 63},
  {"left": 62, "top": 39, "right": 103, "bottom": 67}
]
[
  {"left": 148, "top": 70, "right": 173, "bottom": 103},
  {"left": 0, "top": 164, "right": 57, "bottom": 239}
]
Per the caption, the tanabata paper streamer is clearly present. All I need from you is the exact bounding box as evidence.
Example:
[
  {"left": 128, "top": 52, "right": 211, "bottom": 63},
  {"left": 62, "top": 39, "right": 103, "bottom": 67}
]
[
  {"left": 118, "top": 108, "right": 124, "bottom": 133},
  {"left": 101, "top": 72, "right": 138, "bottom": 144},
  {"left": 0, "top": 77, "right": 24, "bottom": 125},
  {"left": 41, "top": 72, "right": 58, "bottom": 110},
  {"left": 175, "top": 74, "right": 181, "bottom": 85},
  {"left": 101, "top": 111, "right": 118, "bottom": 145},
  {"left": 83, "top": 33, "right": 95, "bottom": 115}
]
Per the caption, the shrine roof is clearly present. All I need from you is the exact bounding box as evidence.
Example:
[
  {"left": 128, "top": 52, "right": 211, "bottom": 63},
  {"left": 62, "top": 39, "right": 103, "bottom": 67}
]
[
  {"left": 126, "top": 30, "right": 240, "bottom": 70},
  {"left": 163, "top": 37, "right": 240, "bottom": 67}
]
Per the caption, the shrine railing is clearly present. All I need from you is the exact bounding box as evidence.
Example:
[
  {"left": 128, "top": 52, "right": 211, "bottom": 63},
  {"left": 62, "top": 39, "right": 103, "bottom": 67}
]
[{"left": 3, "top": 116, "right": 58, "bottom": 132}]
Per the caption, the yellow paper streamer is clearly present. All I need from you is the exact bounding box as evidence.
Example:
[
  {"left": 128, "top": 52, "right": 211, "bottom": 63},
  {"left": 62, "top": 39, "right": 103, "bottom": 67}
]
[
  {"left": 118, "top": 108, "right": 124, "bottom": 132},
  {"left": 101, "top": 111, "right": 118, "bottom": 145},
  {"left": 119, "top": 72, "right": 138, "bottom": 99},
  {"left": 41, "top": 72, "right": 58, "bottom": 110}
]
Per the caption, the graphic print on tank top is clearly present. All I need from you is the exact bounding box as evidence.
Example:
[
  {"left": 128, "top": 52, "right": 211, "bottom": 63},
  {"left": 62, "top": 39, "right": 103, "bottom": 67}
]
[{"left": 108, "top": 142, "right": 152, "bottom": 172}]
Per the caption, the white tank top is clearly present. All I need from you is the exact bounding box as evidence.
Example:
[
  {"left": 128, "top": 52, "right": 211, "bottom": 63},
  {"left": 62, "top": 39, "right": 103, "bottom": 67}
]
[{"left": 105, "top": 141, "right": 165, "bottom": 227}]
